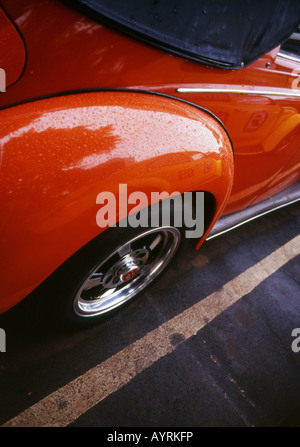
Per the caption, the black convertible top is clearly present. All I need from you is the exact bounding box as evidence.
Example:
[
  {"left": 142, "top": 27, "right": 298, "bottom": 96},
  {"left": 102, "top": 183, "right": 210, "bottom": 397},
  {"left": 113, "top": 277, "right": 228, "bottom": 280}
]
[{"left": 66, "top": 0, "right": 300, "bottom": 69}]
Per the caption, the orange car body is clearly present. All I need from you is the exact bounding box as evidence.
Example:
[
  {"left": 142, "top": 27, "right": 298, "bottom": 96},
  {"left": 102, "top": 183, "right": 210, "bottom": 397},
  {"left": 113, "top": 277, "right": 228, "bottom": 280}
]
[{"left": 0, "top": 0, "right": 299, "bottom": 314}]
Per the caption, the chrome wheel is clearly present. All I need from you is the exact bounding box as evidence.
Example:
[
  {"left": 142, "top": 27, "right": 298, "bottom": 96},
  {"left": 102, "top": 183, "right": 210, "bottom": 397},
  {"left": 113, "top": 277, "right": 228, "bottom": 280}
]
[{"left": 73, "top": 227, "right": 181, "bottom": 318}]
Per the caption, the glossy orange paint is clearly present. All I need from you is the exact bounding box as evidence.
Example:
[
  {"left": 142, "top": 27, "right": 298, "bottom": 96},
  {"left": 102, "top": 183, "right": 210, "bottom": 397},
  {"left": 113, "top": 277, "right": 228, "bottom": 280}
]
[
  {"left": 175, "top": 85, "right": 300, "bottom": 213},
  {"left": 0, "top": 91, "right": 233, "bottom": 313},
  {"left": 0, "top": 0, "right": 299, "bottom": 214},
  {"left": 0, "top": 0, "right": 299, "bottom": 314}
]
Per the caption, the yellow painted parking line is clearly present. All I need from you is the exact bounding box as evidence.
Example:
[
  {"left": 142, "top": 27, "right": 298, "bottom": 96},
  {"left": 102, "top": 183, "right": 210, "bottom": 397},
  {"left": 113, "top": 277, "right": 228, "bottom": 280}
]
[{"left": 3, "top": 234, "right": 300, "bottom": 427}]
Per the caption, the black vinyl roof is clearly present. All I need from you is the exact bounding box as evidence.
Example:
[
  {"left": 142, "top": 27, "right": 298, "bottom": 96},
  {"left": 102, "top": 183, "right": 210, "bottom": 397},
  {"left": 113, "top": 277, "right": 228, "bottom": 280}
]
[{"left": 66, "top": 0, "right": 300, "bottom": 69}]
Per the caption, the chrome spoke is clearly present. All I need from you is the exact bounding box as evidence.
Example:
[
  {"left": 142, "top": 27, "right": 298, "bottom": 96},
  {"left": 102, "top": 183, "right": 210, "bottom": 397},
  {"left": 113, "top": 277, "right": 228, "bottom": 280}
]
[
  {"left": 103, "top": 272, "right": 123, "bottom": 289},
  {"left": 117, "top": 242, "right": 132, "bottom": 258},
  {"left": 83, "top": 273, "right": 103, "bottom": 289},
  {"left": 149, "top": 234, "right": 162, "bottom": 251}
]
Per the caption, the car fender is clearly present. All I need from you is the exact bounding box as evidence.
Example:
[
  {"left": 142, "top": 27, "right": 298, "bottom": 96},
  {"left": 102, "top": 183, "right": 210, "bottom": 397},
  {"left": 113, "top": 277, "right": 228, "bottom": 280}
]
[{"left": 0, "top": 90, "right": 234, "bottom": 313}]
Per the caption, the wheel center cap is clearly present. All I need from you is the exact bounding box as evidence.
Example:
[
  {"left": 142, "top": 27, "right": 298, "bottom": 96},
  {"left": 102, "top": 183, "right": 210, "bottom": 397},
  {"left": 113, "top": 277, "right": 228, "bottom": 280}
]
[{"left": 120, "top": 266, "right": 140, "bottom": 283}]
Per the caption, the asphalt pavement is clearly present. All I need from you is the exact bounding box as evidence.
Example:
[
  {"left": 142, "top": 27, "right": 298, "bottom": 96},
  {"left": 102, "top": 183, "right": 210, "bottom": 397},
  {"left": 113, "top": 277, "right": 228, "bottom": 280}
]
[{"left": 0, "top": 202, "right": 299, "bottom": 428}]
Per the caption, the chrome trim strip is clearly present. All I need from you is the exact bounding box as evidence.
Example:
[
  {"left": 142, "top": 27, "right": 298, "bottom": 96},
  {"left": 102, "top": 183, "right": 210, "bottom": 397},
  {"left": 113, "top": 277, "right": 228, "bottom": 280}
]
[
  {"left": 289, "top": 33, "right": 300, "bottom": 42},
  {"left": 177, "top": 87, "right": 300, "bottom": 97},
  {"left": 207, "top": 182, "right": 300, "bottom": 240},
  {"left": 277, "top": 51, "right": 300, "bottom": 63}
]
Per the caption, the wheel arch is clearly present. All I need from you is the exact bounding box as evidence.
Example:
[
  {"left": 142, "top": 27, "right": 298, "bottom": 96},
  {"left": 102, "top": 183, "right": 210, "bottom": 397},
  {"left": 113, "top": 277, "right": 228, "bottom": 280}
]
[{"left": 0, "top": 89, "right": 234, "bottom": 313}]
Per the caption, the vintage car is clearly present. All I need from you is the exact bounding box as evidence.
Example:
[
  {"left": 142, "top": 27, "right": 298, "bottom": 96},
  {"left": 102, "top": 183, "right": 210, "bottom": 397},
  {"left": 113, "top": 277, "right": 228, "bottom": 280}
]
[{"left": 0, "top": 0, "right": 300, "bottom": 329}]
